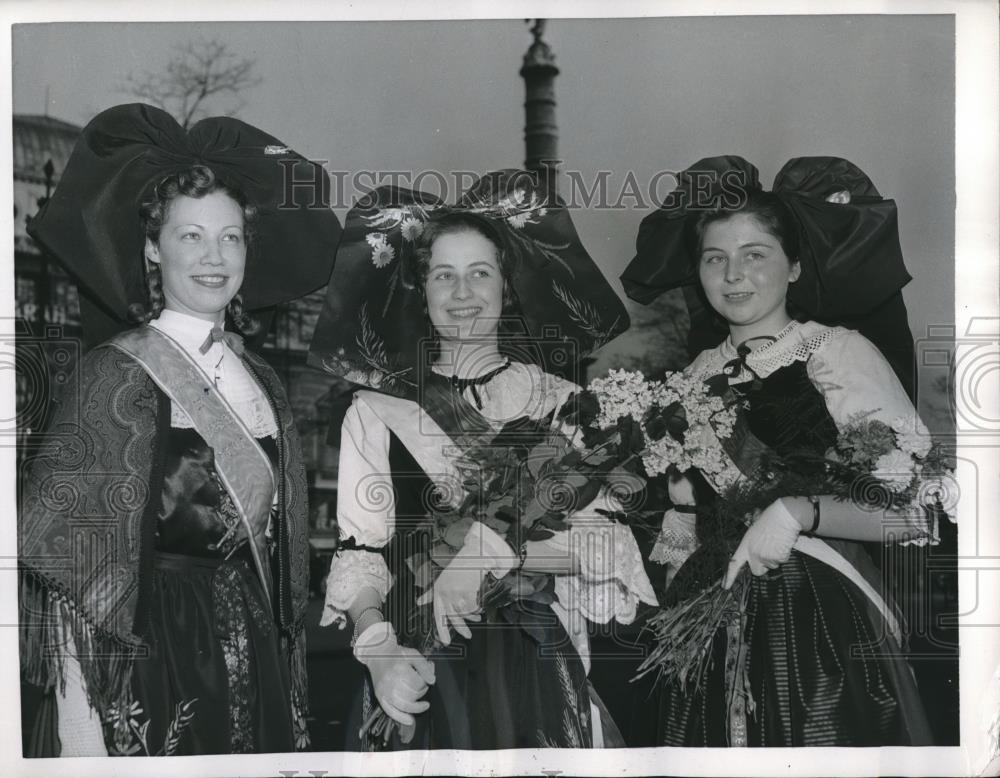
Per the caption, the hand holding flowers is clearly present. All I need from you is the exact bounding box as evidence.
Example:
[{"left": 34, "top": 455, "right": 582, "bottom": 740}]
[
  {"left": 354, "top": 622, "right": 436, "bottom": 727},
  {"left": 722, "top": 498, "right": 802, "bottom": 589},
  {"left": 415, "top": 522, "right": 516, "bottom": 646},
  {"left": 584, "top": 369, "right": 957, "bottom": 691}
]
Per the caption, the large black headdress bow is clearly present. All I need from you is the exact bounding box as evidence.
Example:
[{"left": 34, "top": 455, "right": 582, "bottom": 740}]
[
  {"left": 621, "top": 154, "right": 910, "bottom": 322},
  {"left": 772, "top": 156, "right": 911, "bottom": 318},
  {"left": 28, "top": 103, "right": 342, "bottom": 322},
  {"left": 307, "top": 169, "right": 630, "bottom": 398},
  {"left": 622, "top": 155, "right": 761, "bottom": 304}
]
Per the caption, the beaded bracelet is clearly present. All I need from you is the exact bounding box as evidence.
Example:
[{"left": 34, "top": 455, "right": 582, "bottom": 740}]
[{"left": 351, "top": 605, "right": 385, "bottom": 646}]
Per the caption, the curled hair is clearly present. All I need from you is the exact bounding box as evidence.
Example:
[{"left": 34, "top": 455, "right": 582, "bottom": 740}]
[
  {"left": 130, "top": 164, "right": 260, "bottom": 334},
  {"left": 128, "top": 263, "right": 166, "bottom": 324},
  {"left": 139, "top": 165, "right": 258, "bottom": 244}
]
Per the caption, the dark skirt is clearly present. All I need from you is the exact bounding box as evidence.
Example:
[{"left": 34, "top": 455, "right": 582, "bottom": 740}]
[
  {"left": 657, "top": 546, "right": 934, "bottom": 747},
  {"left": 110, "top": 549, "right": 295, "bottom": 755},
  {"left": 358, "top": 601, "right": 595, "bottom": 750}
]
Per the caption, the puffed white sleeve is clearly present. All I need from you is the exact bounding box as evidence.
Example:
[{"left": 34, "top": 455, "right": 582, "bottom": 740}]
[
  {"left": 320, "top": 394, "right": 396, "bottom": 628},
  {"left": 806, "top": 328, "right": 919, "bottom": 429},
  {"left": 807, "top": 328, "right": 939, "bottom": 545}
]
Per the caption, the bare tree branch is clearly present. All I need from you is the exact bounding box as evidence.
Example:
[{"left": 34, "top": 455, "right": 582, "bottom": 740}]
[{"left": 120, "top": 37, "right": 262, "bottom": 129}]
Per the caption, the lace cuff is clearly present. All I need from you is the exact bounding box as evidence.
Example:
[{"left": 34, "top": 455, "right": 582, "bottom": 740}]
[
  {"left": 893, "top": 504, "right": 942, "bottom": 548},
  {"left": 556, "top": 507, "right": 658, "bottom": 626},
  {"left": 649, "top": 508, "right": 699, "bottom": 567},
  {"left": 320, "top": 549, "right": 393, "bottom": 628}
]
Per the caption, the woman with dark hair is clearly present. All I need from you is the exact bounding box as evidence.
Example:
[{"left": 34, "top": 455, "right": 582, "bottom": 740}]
[
  {"left": 623, "top": 156, "right": 917, "bottom": 399},
  {"left": 19, "top": 104, "right": 341, "bottom": 756},
  {"left": 308, "top": 175, "right": 656, "bottom": 749},
  {"left": 622, "top": 168, "right": 938, "bottom": 747}
]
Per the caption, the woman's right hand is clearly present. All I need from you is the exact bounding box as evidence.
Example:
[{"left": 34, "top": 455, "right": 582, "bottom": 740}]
[
  {"left": 353, "top": 622, "right": 435, "bottom": 726},
  {"left": 723, "top": 498, "right": 802, "bottom": 589}
]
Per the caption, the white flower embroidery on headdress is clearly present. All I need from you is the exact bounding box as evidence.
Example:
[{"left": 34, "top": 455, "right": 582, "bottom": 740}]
[
  {"left": 371, "top": 240, "right": 396, "bottom": 269},
  {"left": 465, "top": 187, "right": 548, "bottom": 230},
  {"left": 361, "top": 203, "right": 439, "bottom": 268},
  {"left": 400, "top": 217, "right": 424, "bottom": 242}
]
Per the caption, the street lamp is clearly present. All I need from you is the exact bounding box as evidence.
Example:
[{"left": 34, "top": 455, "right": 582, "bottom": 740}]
[{"left": 34, "top": 158, "right": 56, "bottom": 328}]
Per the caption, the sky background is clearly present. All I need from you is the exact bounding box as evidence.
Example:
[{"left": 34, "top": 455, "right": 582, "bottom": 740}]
[{"left": 11, "top": 15, "right": 955, "bottom": 415}]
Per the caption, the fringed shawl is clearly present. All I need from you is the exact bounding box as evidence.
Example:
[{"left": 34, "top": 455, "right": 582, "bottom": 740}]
[{"left": 19, "top": 335, "right": 310, "bottom": 721}]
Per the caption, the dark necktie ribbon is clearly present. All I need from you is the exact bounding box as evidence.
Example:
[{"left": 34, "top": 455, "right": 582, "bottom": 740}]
[
  {"left": 721, "top": 335, "right": 777, "bottom": 383},
  {"left": 450, "top": 359, "right": 513, "bottom": 410},
  {"left": 199, "top": 326, "right": 246, "bottom": 357}
]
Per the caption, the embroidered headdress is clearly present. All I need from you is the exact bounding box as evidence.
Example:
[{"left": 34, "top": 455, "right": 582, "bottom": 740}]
[{"left": 308, "top": 169, "right": 630, "bottom": 398}]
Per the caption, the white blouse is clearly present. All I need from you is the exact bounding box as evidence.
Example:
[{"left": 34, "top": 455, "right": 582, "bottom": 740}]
[
  {"left": 687, "top": 320, "right": 937, "bottom": 544},
  {"left": 688, "top": 320, "right": 921, "bottom": 430},
  {"left": 321, "top": 361, "right": 657, "bottom": 670},
  {"left": 150, "top": 309, "right": 277, "bottom": 437}
]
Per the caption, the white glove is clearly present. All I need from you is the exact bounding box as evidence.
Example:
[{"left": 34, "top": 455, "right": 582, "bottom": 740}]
[
  {"left": 723, "top": 498, "right": 801, "bottom": 589},
  {"left": 416, "top": 522, "right": 517, "bottom": 646},
  {"left": 353, "top": 621, "right": 436, "bottom": 726}
]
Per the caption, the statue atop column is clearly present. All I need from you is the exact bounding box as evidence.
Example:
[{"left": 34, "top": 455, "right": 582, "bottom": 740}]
[{"left": 520, "top": 19, "right": 559, "bottom": 184}]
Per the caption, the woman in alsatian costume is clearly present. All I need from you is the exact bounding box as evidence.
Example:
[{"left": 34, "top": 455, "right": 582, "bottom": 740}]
[
  {"left": 620, "top": 157, "right": 938, "bottom": 747},
  {"left": 308, "top": 172, "right": 657, "bottom": 749},
  {"left": 19, "top": 103, "right": 341, "bottom": 756}
]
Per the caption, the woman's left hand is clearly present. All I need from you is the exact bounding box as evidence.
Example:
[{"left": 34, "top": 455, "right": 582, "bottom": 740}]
[
  {"left": 723, "top": 498, "right": 802, "bottom": 589},
  {"left": 416, "top": 522, "right": 516, "bottom": 645}
]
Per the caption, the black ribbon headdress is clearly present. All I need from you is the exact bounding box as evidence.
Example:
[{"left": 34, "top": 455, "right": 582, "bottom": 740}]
[
  {"left": 28, "top": 103, "right": 342, "bottom": 340},
  {"left": 621, "top": 155, "right": 914, "bottom": 394},
  {"left": 773, "top": 156, "right": 915, "bottom": 396}
]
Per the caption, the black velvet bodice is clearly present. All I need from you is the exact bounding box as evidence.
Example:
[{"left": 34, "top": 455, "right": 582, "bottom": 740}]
[
  {"left": 731, "top": 359, "right": 839, "bottom": 458},
  {"left": 155, "top": 427, "right": 278, "bottom": 558}
]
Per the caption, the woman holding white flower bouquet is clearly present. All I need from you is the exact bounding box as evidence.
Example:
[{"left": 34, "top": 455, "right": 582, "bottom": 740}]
[
  {"left": 308, "top": 170, "right": 656, "bottom": 749},
  {"left": 619, "top": 156, "right": 946, "bottom": 746}
]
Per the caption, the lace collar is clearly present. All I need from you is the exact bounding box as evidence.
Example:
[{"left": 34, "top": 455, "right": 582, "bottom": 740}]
[
  {"left": 695, "top": 320, "right": 844, "bottom": 382},
  {"left": 717, "top": 320, "right": 800, "bottom": 362}
]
